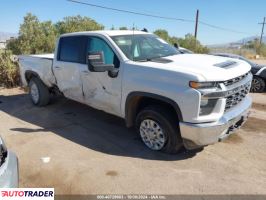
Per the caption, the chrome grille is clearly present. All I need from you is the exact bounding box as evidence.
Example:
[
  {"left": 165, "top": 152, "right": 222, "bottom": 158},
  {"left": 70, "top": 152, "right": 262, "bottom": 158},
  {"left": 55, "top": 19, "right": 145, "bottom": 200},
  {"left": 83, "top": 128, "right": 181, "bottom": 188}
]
[
  {"left": 223, "top": 72, "right": 249, "bottom": 86},
  {"left": 225, "top": 82, "right": 251, "bottom": 111}
]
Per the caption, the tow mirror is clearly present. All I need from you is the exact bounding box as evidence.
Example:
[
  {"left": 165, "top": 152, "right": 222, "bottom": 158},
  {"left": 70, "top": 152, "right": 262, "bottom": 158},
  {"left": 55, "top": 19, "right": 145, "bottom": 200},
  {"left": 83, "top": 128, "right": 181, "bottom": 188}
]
[
  {"left": 173, "top": 43, "right": 179, "bottom": 49},
  {"left": 88, "top": 51, "right": 115, "bottom": 72}
]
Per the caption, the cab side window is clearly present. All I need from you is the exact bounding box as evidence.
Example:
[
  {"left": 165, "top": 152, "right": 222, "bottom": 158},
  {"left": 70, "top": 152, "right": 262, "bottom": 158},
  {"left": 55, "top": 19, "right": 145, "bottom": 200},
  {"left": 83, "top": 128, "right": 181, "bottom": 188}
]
[
  {"left": 58, "top": 36, "right": 87, "bottom": 63},
  {"left": 88, "top": 37, "right": 119, "bottom": 67}
]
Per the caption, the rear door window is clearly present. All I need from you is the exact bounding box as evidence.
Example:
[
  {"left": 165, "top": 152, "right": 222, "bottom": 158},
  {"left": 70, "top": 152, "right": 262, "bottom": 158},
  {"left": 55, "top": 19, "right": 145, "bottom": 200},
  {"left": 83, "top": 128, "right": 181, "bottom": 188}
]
[{"left": 58, "top": 36, "right": 87, "bottom": 63}]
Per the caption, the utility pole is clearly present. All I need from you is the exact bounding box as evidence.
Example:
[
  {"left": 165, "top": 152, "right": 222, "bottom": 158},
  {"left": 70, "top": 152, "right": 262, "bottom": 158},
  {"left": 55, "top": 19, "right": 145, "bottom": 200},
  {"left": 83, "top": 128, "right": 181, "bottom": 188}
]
[
  {"left": 259, "top": 17, "right": 266, "bottom": 45},
  {"left": 194, "top": 9, "right": 199, "bottom": 39}
]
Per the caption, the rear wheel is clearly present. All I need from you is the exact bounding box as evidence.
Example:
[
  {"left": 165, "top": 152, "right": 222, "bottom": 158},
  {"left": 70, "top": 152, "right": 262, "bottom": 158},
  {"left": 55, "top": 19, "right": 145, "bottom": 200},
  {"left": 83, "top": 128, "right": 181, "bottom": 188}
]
[
  {"left": 29, "top": 77, "right": 50, "bottom": 106},
  {"left": 251, "top": 76, "right": 265, "bottom": 93},
  {"left": 136, "top": 105, "right": 183, "bottom": 154}
]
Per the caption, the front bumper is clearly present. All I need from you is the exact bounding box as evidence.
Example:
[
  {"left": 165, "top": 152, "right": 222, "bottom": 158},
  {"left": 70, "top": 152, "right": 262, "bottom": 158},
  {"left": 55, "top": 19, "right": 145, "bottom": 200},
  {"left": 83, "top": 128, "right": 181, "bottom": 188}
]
[
  {"left": 180, "top": 96, "right": 252, "bottom": 150},
  {"left": 0, "top": 151, "right": 19, "bottom": 188}
]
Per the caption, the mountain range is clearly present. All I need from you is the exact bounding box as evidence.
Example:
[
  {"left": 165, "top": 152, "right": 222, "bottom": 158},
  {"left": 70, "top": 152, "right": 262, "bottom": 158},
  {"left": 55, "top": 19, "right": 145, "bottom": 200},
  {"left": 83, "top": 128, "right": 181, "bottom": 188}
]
[{"left": 208, "top": 36, "right": 266, "bottom": 48}]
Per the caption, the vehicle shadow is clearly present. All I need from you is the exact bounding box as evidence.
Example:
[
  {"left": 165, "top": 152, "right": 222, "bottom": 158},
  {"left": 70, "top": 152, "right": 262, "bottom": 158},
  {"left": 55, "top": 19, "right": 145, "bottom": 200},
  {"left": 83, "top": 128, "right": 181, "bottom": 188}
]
[{"left": 0, "top": 93, "right": 202, "bottom": 161}]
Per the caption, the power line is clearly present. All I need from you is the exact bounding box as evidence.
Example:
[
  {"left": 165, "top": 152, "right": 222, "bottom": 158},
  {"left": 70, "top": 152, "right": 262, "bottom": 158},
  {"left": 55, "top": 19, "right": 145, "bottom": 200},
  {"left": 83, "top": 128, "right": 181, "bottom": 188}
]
[
  {"left": 67, "top": 0, "right": 194, "bottom": 23},
  {"left": 67, "top": 0, "right": 254, "bottom": 35},
  {"left": 199, "top": 21, "right": 252, "bottom": 35}
]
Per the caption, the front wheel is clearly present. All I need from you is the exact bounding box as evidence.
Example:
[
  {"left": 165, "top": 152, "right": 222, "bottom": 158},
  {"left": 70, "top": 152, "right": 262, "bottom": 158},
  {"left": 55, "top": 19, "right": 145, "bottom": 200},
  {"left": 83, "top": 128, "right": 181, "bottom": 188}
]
[
  {"left": 29, "top": 77, "right": 50, "bottom": 106},
  {"left": 251, "top": 76, "right": 265, "bottom": 93},
  {"left": 136, "top": 106, "right": 183, "bottom": 154}
]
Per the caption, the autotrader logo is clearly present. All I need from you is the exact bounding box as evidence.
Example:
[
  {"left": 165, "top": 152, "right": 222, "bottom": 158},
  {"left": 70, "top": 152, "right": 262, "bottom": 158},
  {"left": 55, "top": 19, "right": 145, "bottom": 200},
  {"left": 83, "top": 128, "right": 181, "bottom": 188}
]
[{"left": 0, "top": 188, "right": 54, "bottom": 200}]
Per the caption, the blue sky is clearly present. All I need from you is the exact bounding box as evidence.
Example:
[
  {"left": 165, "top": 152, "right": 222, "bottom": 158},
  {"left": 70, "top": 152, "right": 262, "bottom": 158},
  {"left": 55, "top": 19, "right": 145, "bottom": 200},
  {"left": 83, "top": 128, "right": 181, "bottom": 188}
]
[{"left": 0, "top": 0, "right": 265, "bottom": 45}]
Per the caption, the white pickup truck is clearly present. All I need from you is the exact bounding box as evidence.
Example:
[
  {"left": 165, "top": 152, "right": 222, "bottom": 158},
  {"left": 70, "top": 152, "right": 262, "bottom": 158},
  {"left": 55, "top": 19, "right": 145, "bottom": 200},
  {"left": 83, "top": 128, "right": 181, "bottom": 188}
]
[{"left": 19, "top": 30, "right": 252, "bottom": 153}]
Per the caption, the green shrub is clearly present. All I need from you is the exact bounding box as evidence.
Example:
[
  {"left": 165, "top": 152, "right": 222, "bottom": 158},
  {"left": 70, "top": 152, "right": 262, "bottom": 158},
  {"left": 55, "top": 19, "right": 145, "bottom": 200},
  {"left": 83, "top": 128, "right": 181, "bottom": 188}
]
[
  {"left": 153, "top": 30, "right": 209, "bottom": 54},
  {"left": 243, "top": 39, "right": 266, "bottom": 57},
  {"left": 258, "top": 44, "right": 266, "bottom": 57},
  {"left": 7, "top": 13, "right": 104, "bottom": 55},
  {"left": 0, "top": 50, "right": 20, "bottom": 87}
]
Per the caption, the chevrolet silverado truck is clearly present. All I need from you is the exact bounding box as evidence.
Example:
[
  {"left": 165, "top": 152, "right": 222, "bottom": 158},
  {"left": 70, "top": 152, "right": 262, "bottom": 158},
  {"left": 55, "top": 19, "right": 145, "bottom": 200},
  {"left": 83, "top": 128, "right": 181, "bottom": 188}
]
[{"left": 18, "top": 30, "right": 252, "bottom": 153}]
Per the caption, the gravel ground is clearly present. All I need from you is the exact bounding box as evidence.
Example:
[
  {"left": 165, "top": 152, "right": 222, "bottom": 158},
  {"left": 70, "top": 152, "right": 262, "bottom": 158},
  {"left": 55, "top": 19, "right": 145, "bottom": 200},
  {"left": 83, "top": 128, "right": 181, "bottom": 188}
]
[
  {"left": 0, "top": 88, "right": 266, "bottom": 195},
  {"left": 252, "top": 59, "right": 266, "bottom": 65}
]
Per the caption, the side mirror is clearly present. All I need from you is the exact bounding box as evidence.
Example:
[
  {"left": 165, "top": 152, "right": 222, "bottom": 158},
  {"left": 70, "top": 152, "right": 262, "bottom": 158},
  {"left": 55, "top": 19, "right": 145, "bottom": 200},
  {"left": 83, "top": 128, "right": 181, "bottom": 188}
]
[
  {"left": 88, "top": 51, "right": 115, "bottom": 72},
  {"left": 173, "top": 43, "right": 179, "bottom": 49}
]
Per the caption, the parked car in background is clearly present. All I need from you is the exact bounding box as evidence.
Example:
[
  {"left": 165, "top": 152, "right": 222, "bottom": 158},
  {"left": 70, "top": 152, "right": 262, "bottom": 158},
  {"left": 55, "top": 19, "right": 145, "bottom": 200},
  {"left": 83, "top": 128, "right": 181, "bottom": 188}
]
[
  {"left": 173, "top": 43, "right": 193, "bottom": 54},
  {"left": 178, "top": 47, "right": 193, "bottom": 54},
  {"left": 0, "top": 135, "right": 19, "bottom": 188},
  {"left": 212, "top": 53, "right": 266, "bottom": 93}
]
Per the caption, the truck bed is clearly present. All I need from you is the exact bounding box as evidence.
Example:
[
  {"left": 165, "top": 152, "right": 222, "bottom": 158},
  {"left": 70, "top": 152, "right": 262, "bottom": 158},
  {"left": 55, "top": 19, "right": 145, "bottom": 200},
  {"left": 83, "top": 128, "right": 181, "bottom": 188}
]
[
  {"left": 18, "top": 54, "right": 56, "bottom": 87},
  {"left": 30, "top": 54, "right": 54, "bottom": 60}
]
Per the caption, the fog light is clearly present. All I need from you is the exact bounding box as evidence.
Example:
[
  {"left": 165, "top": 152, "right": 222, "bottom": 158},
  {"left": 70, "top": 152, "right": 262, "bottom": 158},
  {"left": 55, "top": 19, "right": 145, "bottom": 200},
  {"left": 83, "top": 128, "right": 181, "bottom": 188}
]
[
  {"left": 200, "top": 99, "right": 209, "bottom": 106},
  {"left": 199, "top": 99, "right": 217, "bottom": 116}
]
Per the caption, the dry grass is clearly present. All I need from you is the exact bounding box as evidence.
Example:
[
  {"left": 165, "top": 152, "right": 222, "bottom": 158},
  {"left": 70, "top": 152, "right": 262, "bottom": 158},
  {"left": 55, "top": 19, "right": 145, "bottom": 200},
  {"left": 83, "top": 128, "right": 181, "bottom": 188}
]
[{"left": 0, "top": 50, "right": 20, "bottom": 87}]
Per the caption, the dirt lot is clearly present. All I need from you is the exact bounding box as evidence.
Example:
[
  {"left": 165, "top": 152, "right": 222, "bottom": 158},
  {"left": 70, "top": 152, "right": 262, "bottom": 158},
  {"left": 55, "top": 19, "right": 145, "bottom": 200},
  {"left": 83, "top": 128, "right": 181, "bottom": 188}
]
[
  {"left": 0, "top": 88, "right": 266, "bottom": 195},
  {"left": 252, "top": 59, "right": 266, "bottom": 65}
]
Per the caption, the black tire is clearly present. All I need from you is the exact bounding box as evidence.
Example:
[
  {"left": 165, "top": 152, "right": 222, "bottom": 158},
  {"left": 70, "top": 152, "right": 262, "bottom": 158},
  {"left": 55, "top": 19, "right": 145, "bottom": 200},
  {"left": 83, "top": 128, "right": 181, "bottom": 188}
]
[
  {"left": 251, "top": 76, "right": 266, "bottom": 93},
  {"left": 29, "top": 77, "right": 50, "bottom": 106},
  {"left": 136, "top": 105, "right": 183, "bottom": 154}
]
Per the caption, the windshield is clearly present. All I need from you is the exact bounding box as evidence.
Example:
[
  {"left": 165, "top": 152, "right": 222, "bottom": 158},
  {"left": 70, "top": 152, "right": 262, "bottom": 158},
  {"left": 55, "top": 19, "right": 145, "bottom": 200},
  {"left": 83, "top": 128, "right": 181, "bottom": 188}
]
[{"left": 111, "top": 34, "right": 179, "bottom": 61}]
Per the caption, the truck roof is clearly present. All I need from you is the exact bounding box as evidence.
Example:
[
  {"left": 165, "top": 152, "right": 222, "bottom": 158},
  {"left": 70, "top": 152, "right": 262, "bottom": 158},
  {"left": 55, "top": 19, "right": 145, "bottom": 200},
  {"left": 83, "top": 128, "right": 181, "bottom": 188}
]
[{"left": 60, "top": 30, "right": 151, "bottom": 37}]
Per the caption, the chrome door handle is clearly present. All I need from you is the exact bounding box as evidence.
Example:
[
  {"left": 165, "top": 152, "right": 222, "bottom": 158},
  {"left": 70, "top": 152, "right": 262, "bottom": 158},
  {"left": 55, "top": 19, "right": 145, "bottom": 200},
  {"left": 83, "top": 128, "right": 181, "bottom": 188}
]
[{"left": 54, "top": 66, "right": 61, "bottom": 69}]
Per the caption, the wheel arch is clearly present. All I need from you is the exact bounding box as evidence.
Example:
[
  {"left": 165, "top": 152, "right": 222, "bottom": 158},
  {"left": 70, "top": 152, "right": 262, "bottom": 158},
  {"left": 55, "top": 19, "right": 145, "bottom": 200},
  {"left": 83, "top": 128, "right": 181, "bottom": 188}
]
[
  {"left": 125, "top": 92, "right": 183, "bottom": 128},
  {"left": 25, "top": 70, "right": 41, "bottom": 84}
]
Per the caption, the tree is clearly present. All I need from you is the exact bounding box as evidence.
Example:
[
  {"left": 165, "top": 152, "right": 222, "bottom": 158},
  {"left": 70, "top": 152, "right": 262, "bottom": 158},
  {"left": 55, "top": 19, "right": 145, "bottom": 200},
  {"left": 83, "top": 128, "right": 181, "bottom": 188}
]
[
  {"left": 179, "top": 34, "right": 209, "bottom": 53},
  {"left": 18, "top": 13, "right": 44, "bottom": 54},
  {"left": 6, "top": 38, "right": 20, "bottom": 55},
  {"left": 153, "top": 29, "right": 209, "bottom": 54},
  {"left": 153, "top": 29, "right": 171, "bottom": 42},
  {"left": 40, "top": 21, "right": 58, "bottom": 53},
  {"left": 55, "top": 15, "right": 104, "bottom": 34},
  {"left": 7, "top": 14, "right": 104, "bottom": 55},
  {"left": 169, "top": 36, "right": 179, "bottom": 46},
  {"left": 7, "top": 13, "right": 58, "bottom": 54},
  {"left": 119, "top": 26, "right": 128, "bottom": 30},
  {"left": 244, "top": 38, "right": 266, "bottom": 56}
]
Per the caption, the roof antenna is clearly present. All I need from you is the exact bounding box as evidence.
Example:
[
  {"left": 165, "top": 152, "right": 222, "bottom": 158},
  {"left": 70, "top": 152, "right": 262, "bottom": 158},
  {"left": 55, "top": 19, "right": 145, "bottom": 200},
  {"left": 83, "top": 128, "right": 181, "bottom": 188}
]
[{"left": 142, "top": 28, "right": 148, "bottom": 32}]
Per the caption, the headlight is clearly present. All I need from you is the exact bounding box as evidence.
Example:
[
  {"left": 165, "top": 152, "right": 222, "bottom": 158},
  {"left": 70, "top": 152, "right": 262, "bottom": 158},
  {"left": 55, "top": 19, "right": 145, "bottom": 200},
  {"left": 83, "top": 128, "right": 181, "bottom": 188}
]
[
  {"left": 199, "top": 98, "right": 218, "bottom": 116},
  {"left": 189, "top": 81, "right": 219, "bottom": 89},
  {"left": 0, "top": 136, "right": 7, "bottom": 164}
]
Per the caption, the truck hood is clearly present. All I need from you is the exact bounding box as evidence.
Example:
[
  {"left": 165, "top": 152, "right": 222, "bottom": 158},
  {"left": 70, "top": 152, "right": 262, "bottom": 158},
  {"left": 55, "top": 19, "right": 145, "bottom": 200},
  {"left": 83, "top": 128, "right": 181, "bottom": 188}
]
[{"left": 134, "top": 54, "right": 251, "bottom": 81}]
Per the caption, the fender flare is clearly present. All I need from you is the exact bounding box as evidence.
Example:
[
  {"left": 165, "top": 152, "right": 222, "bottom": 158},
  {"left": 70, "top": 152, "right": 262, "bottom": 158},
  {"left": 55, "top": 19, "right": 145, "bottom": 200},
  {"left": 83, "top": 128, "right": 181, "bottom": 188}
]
[
  {"left": 25, "top": 70, "right": 41, "bottom": 83},
  {"left": 125, "top": 91, "right": 183, "bottom": 127}
]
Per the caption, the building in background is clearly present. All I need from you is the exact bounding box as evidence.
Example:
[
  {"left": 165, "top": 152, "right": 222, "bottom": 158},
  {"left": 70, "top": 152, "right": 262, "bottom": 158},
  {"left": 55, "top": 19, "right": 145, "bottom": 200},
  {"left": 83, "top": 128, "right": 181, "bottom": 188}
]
[
  {"left": 0, "top": 32, "right": 17, "bottom": 49},
  {"left": 0, "top": 40, "right": 6, "bottom": 49}
]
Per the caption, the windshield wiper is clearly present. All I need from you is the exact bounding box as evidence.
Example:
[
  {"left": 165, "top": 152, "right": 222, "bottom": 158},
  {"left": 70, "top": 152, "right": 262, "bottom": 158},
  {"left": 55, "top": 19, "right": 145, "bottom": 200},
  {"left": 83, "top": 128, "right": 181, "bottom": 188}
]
[
  {"left": 134, "top": 54, "right": 178, "bottom": 62},
  {"left": 134, "top": 58, "right": 152, "bottom": 62}
]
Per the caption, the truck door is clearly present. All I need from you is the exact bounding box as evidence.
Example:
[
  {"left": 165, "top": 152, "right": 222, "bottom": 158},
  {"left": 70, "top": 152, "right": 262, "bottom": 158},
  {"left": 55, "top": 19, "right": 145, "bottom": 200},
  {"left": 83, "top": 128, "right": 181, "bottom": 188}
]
[
  {"left": 80, "top": 36, "right": 122, "bottom": 116},
  {"left": 53, "top": 36, "right": 87, "bottom": 103}
]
